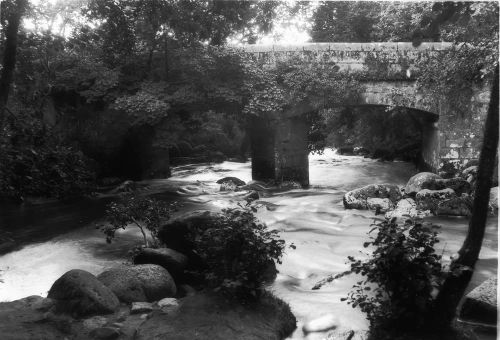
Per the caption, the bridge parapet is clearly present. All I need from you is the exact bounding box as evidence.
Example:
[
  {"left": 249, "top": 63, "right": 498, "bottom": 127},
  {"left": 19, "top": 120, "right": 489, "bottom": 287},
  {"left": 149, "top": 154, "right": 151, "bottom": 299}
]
[{"left": 237, "top": 42, "right": 454, "bottom": 74}]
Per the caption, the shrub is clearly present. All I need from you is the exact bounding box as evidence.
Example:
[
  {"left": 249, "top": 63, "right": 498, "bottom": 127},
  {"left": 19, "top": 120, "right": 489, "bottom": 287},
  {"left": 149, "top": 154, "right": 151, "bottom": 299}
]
[
  {"left": 101, "top": 195, "right": 176, "bottom": 247},
  {"left": 343, "top": 217, "right": 445, "bottom": 332},
  {"left": 190, "top": 207, "right": 288, "bottom": 300},
  {"left": 0, "top": 111, "right": 97, "bottom": 201}
]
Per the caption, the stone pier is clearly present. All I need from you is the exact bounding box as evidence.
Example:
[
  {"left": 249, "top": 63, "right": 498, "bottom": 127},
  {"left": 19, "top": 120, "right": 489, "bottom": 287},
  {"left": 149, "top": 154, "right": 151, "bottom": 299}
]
[
  {"left": 275, "top": 116, "right": 310, "bottom": 187},
  {"left": 249, "top": 116, "right": 276, "bottom": 182}
]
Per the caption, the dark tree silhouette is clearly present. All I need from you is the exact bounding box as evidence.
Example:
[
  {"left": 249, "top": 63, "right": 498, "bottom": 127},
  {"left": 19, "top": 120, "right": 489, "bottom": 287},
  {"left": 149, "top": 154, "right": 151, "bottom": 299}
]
[
  {"left": 432, "top": 65, "right": 499, "bottom": 328},
  {"left": 0, "top": 0, "right": 27, "bottom": 127}
]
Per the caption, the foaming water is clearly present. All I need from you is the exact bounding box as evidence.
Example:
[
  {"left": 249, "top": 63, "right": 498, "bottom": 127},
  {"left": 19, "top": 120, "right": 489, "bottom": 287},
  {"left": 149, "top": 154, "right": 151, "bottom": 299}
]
[{"left": 0, "top": 149, "right": 497, "bottom": 339}]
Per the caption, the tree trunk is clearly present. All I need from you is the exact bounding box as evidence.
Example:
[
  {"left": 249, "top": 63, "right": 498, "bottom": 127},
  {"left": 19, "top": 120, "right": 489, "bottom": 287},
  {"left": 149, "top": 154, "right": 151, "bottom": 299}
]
[
  {"left": 0, "top": 0, "right": 27, "bottom": 128},
  {"left": 431, "top": 65, "right": 499, "bottom": 328}
]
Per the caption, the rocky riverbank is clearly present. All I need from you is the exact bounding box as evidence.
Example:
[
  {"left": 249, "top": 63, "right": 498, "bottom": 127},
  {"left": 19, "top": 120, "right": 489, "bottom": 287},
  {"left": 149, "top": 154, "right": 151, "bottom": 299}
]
[{"left": 343, "top": 168, "right": 498, "bottom": 219}]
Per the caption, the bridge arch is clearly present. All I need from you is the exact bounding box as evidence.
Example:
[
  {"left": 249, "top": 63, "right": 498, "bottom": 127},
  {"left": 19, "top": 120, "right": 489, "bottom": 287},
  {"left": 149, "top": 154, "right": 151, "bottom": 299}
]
[{"left": 241, "top": 43, "right": 489, "bottom": 186}]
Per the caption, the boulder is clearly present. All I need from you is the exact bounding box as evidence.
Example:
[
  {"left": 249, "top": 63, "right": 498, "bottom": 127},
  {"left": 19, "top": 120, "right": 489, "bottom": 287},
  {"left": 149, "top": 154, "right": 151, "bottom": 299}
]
[
  {"left": 384, "top": 198, "right": 422, "bottom": 220},
  {"left": 366, "top": 198, "right": 393, "bottom": 212},
  {"left": 343, "top": 184, "right": 402, "bottom": 210},
  {"left": 48, "top": 269, "right": 119, "bottom": 317},
  {"left": 421, "top": 177, "right": 471, "bottom": 196},
  {"left": 157, "top": 210, "right": 222, "bottom": 255},
  {"left": 97, "top": 265, "right": 176, "bottom": 303},
  {"left": 436, "top": 194, "right": 473, "bottom": 217},
  {"left": 133, "top": 247, "right": 188, "bottom": 281},
  {"left": 460, "top": 277, "right": 497, "bottom": 325},
  {"left": 404, "top": 172, "right": 442, "bottom": 196},
  {"left": 216, "top": 177, "right": 246, "bottom": 186},
  {"left": 415, "top": 188, "right": 456, "bottom": 213}
]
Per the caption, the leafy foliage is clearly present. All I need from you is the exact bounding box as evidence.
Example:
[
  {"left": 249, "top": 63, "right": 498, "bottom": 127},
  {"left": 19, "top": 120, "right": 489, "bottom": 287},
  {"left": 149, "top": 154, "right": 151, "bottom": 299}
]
[
  {"left": 101, "top": 194, "right": 175, "bottom": 247},
  {"left": 190, "top": 206, "right": 287, "bottom": 300},
  {"left": 344, "top": 217, "right": 445, "bottom": 332},
  {"left": 0, "top": 113, "right": 96, "bottom": 201}
]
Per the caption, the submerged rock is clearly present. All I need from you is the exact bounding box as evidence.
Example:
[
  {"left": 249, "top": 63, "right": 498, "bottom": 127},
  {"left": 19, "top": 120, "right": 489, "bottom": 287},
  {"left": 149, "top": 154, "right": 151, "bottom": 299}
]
[
  {"left": 216, "top": 177, "right": 246, "bottom": 187},
  {"left": 404, "top": 172, "right": 442, "bottom": 196},
  {"left": 415, "top": 188, "right": 456, "bottom": 213},
  {"left": 460, "top": 277, "right": 497, "bottom": 325},
  {"left": 343, "top": 184, "right": 401, "bottom": 210},
  {"left": 48, "top": 269, "right": 119, "bottom": 317},
  {"left": 302, "top": 313, "right": 338, "bottom": 334},
  {"left": 98, "top": 265, "right": 176, "bottom": 303}
]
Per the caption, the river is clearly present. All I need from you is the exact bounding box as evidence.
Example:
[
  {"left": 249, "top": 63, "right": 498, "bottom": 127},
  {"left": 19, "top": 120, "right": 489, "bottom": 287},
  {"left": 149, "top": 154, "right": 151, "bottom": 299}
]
[{"left": 0, "top": 149, "right": 497, "bottom": 339}]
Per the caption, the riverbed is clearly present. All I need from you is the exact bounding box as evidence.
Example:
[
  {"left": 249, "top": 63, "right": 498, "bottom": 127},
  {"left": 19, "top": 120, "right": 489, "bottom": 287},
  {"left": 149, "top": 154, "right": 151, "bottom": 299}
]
[{"left": 0, "top": 149, "right": 497, "bottom": 339}]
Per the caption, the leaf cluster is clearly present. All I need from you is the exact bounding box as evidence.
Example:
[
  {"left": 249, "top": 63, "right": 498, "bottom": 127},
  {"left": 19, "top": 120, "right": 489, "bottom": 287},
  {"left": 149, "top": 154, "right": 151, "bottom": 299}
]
[
  {"left": 101, "top": 194, "right": 176, "bottom": 247},
  {"left": 0, "top": 113, "right": 96, "bottom": 201},
  {"left": 344, "top": 217, "right": 445, "bottom": 331}
]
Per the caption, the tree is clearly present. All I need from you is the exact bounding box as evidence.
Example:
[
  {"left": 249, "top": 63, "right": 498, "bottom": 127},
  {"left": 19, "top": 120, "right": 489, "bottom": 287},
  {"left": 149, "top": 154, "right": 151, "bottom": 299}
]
[
  {"left": 310, "top": 1, "right": 381, "bottom": 42},
  {"left": 431, "top": 65, "right": 498, "bottom": 328},
  {"left": 0, "top": 0, "right": 28, "bottom": 127}
]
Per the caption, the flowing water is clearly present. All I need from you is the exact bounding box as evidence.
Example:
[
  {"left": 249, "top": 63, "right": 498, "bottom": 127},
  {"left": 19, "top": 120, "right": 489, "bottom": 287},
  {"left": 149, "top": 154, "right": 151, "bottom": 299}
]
[{"left": 0, "top": 149, "right": 497, "bottom": 339}]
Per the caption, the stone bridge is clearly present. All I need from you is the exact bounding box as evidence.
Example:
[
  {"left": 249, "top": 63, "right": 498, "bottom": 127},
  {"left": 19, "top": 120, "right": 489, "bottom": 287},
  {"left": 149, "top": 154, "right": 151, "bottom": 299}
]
[{"left": 239, "top": 42, "right": 490, "bottom": 186}]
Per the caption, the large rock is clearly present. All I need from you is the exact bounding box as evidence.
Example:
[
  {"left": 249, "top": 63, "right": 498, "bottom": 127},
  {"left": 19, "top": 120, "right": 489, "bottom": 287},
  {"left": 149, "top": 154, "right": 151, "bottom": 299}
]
[
  {"left": 97, "top": 265, "right": 176, "bottom": 303},
  {"left": 415, "top": 188, "right": 456, "bottom": 214},
  {"left": 404, "top": 172, "right": 442, "bottom": 196},
  {"left": 157, "top": 210, "right": 222, "bottom": 255},
  {"left": 385, "top": 198, "right": 422, "bottom": 220},
  {"left": 460, "top": 277, "right": 497, "bottom": 325},
  {"left": 135, "top": 292, "right": 296, "bottom": 340},
  {"left": 366, "top": 198, "right": 393, "bottom": 212},
  {"left": 436, "top": 194, "right": 473, "bottom": 217},
  {"left": 343, "top": 184, "right": 401, "bottom": 210},
  {"left": 133, "top": 247, "right": 188, "bottom": 282},
  {"left": 421, "top": 177, "right": 471, "bottom": 196},
  {"left": 0, "top": 296, "right": 69, "bottom": 339},
  {"left": 48, "top": 269, "right": 119, "bottom": 317}
]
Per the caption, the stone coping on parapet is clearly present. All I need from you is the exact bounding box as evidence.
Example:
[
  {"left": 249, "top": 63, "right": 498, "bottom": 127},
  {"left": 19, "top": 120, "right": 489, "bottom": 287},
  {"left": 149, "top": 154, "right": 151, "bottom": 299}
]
[{"left": 233, "top": 42, "right": 455, "bottom": 53}]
